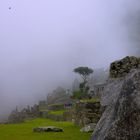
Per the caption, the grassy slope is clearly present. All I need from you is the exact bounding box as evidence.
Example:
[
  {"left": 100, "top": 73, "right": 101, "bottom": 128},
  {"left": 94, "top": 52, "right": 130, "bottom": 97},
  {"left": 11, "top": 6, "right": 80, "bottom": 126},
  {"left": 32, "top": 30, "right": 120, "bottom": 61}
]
[{"left": 0, "top": 118, "right": 91, "bottom": 140}]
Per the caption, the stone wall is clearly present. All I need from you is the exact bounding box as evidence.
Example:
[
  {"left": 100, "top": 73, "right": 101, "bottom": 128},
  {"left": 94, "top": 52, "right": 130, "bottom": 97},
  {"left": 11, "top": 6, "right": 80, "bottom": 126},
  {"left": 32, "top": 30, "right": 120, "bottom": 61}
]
[
  {"left": 63, "top": 111, "right": 73, "bottom": 121},
  {"left": 47, "top": 104, "right": 65, "bottom": 111},
  {"left": 72, "top": 101, "right": 101, "bottom": 126}
]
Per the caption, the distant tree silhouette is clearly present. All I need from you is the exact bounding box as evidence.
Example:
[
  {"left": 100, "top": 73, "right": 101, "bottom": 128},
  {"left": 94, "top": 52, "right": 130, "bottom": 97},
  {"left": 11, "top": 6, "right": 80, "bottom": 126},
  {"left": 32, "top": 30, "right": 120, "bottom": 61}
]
[
  {"left": 74, "top": 67, "right": 93, "bottom": 83},
  {"left": 73, "top": 67, "right": 93, "bottom": 99}
]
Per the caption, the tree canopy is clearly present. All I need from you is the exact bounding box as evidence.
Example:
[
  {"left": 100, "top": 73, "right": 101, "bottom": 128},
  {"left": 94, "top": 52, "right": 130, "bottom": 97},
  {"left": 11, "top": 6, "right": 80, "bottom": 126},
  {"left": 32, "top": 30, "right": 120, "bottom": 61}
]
[
  {"left": 73, "top": 66, "right": 93, "bottom": 99},
  {"left": 74, "top": 67, "right": 93, "bottom": 82}
]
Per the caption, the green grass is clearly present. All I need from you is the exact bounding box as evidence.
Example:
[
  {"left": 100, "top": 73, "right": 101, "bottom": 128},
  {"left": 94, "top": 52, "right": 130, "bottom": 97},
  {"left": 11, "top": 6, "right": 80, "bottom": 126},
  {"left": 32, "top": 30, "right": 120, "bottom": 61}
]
[
  {"left": 48, "top": 103, "right": 64, "bottom": 107},
  {"left": 49, "top": 110, "right": 66, "bottom": 116},
  {"left": 0, "top": 118, "right": 91, "bottom": 140}
]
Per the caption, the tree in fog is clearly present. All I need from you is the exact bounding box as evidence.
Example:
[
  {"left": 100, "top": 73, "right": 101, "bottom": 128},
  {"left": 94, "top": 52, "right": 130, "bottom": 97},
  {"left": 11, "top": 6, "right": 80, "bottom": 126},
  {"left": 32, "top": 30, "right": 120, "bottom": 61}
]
[{"left": 73, "top": 67, "right": 93, "bottom": 99}]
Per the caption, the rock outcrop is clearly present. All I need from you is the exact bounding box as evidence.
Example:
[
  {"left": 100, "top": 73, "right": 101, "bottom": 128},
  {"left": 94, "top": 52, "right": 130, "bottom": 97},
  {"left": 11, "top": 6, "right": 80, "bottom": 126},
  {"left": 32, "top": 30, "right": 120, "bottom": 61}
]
[
  {"left": 91, "top": 57, "right": 140, "bottom": 140},
  {"left": 110, "top": 56, "right": 140, "bottom": 78},
  {"left": 80, "top": 123, "right": 96, "bottom": 133}
]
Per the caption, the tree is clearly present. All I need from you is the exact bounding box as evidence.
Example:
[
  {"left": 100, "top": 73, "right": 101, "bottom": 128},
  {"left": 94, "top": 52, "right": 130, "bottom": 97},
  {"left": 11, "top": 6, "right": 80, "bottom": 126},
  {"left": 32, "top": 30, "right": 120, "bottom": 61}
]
[
  {"left": 74, "top": 67, "right": 93, "bottom": 83},
  {"left": 73, "top": 67, "right": 93, "bottom": 99}
]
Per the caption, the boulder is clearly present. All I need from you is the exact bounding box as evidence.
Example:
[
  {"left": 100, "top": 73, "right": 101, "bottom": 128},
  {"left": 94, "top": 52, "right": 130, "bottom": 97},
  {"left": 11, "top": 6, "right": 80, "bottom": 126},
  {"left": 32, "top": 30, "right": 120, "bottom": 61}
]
[
  {"left": 80, "top": 123, "right": 96, "bottom": 133},
  {"left": 91, "top": 69, "right": 140, "bottom": 140},
  {"left": 33, "top": 126, "right": 63, "bottom": 132}
]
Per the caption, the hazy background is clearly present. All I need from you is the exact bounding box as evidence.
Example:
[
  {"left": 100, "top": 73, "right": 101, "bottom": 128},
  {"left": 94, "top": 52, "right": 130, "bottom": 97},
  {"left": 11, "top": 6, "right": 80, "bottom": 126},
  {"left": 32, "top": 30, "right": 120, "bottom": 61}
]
[{"left": 0, "top": 0, "right": 140, "bottom": 118}]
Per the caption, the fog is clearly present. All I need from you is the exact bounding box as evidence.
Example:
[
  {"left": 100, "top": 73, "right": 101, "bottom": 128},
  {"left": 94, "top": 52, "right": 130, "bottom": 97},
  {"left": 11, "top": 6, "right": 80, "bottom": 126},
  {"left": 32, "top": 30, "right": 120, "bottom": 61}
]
[{"left": 0, "top": 0, "right": 140, "bottom": 118}]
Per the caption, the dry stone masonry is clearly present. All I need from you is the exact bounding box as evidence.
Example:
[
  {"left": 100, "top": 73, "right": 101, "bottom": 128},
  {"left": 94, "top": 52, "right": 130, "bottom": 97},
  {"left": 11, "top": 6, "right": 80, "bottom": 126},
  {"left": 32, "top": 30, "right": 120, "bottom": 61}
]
[{"left": 73, "top": 101, "right": 101, "bottom": 126}]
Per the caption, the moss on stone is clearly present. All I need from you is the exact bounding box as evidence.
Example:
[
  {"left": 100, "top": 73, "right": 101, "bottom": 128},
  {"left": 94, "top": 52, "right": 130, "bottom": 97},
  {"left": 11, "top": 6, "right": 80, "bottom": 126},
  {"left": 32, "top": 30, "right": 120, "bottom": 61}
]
[{"left": 110, "top": 56, "right": 140, "bottom": 78}]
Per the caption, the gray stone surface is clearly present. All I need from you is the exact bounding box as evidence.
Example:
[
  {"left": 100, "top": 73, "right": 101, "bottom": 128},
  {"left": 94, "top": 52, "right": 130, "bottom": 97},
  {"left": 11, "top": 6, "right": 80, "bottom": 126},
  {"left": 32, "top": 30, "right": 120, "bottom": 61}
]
[
  {"left": 110, "top": 56, "right": 140, "bottom": 78},
  {"left": 33, "top": 126, "right": 63, "bottom": 132},
  {"left": 91, "top": 69, "right": 140, "bottom": 140},
  {"left": 80, "top": 123, "right": 96, "bottom": 132}
]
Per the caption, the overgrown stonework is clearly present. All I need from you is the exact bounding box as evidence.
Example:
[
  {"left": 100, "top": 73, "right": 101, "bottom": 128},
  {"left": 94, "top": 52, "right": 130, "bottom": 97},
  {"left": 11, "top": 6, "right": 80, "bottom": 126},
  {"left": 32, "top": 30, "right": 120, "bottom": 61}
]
[
  {"left": 91, "top": 57, "right": 140, "bottom": 140},
  {"left": 110, "top": 56, "right": 140, "bottom": 78},
  {"left": 73, "top": 101, "right": 101, "bottom": 126}
]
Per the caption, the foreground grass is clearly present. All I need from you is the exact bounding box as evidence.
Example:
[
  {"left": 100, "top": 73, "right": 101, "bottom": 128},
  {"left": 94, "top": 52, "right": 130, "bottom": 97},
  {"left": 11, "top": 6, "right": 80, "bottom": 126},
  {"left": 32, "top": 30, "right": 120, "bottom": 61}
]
[{"left": 0, "top": 118, "right": 91, "bottom": 140}]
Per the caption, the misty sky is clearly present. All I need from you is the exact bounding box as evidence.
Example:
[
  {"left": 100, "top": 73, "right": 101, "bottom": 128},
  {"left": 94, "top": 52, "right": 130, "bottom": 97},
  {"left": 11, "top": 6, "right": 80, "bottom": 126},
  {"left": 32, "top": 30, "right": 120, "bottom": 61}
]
[{"left": 0, "top": 0, "right": 140, "bottom": 116}]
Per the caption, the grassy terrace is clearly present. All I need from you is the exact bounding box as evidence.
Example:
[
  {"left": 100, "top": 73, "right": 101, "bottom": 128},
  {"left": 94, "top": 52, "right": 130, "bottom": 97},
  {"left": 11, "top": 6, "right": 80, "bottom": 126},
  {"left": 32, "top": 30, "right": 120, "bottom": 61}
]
[
  {"left": 49, "top": 110, "right": 67, "bottom": 116},
  {"left": 0, "top": 118, "right": 91, "bottom": 140}
]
